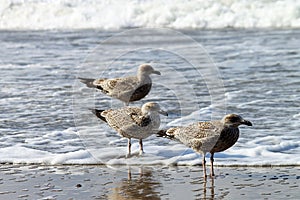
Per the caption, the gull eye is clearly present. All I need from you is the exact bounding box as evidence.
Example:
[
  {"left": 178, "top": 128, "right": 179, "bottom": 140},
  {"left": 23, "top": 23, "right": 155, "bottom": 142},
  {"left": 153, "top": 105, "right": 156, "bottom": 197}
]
[{"left": 230, "top": 116, "right": 240, "bottom": 123}]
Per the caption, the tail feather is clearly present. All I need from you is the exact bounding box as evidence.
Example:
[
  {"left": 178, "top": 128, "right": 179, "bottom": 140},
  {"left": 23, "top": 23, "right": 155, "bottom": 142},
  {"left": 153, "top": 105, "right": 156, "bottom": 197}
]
[
  {"left": 89, "top": 108, "right": 107, "bottom": 122},
  {"left": 78, "top": 77, "right": 96, "bottom": 88},
  {"left": 156, "top": 129, "right": 175, "bottom": 139}
]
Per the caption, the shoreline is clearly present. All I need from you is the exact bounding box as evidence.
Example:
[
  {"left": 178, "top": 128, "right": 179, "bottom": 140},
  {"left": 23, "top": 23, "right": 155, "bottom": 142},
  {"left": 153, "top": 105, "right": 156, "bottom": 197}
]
[
  {"left": 1, "top": 162, "right": 300, "bottom": 167},
  {"left": 1, "top": 164, "right": 299, "bottom": 199}
]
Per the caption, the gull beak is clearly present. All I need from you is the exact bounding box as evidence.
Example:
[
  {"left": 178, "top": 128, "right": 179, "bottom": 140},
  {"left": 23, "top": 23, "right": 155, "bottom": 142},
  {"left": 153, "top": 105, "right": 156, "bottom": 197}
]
[
  {"left": 152, "top": 70, "right": 161, "bottom": 75},
  {"left": 158, "top": 110, "right": 168, "bottom": 116},
  {"left": 242, "top": 120, "right": 252, "bottom": 126}
]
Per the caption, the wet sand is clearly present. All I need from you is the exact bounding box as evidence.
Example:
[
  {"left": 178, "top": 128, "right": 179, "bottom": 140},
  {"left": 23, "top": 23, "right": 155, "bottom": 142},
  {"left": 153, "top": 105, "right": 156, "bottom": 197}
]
[{"left": 0, "top": 164, "right": 299, "bottom": 199}]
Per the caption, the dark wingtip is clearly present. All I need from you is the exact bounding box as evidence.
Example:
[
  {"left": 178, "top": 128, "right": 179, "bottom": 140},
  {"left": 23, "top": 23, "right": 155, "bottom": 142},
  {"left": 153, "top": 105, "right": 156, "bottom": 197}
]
[
  {"left": 78, "top": 77, "right": 96, "bottom": 88},
  {"left": 156, "top": 130, "right": 167, "bottom": 137},
  {"left": 89, "top": 108, "right": 107, "bottom": 122},
  {"left": 156, "top": 130, "right": 175, "bottom": 139}
]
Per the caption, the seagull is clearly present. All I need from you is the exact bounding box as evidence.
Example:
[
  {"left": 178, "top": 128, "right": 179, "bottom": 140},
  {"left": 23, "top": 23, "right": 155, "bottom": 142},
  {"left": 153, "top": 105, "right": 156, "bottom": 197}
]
[
  {"left": 79, "top": 64, "right": 161, "bottom": 106},
  {"left": 91, "top": 102, "right": 168, "bottom": 158},
  {"left": 157, "top": 114, "right": 252, "bottom": 177}
]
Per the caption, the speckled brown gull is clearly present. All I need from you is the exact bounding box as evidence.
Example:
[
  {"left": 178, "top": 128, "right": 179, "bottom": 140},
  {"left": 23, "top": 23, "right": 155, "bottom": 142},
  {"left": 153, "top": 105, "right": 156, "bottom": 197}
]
[
  {"left": 79, "top": 64, "right": 161, "bottom": 106},
  {"left": 157, "top": 114, "right": 252, "bottom": 177},
  {"left": 91, "top": 102, "right": 168, "bottom": 158}
]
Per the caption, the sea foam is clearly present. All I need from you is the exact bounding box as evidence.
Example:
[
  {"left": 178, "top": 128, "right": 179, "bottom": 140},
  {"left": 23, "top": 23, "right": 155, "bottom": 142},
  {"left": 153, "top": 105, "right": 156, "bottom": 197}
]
[{"left": 1, "top": 0, "right": 300, "bottom": 30}]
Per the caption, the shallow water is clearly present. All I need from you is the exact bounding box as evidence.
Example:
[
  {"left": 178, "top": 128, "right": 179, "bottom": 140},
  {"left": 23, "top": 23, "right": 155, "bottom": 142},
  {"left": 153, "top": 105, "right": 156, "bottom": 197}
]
[{"left": 0, "top": 29, "right": 300, "bottom": 166}]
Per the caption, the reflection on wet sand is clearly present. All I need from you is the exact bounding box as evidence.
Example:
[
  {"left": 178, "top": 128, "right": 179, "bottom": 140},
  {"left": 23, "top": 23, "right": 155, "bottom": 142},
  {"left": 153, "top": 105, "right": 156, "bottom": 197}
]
[
  {"left": 190, "top": 175, "right": 215, "bottom": 200},
  {"left": 202, "top": 177, "right": 215, "bottom": 200},
  {"left": 105, "top": 166, "right": 218, "bottom": 200},
  {"left": 107, "top": 167, "right": 161, "bottom": 200}
]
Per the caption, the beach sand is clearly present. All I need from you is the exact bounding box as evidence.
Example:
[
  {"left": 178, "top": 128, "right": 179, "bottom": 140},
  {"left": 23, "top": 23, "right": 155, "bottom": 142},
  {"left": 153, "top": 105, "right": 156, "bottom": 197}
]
[{"left": 0, "top": 164, "right": 299, "bottom": 199}]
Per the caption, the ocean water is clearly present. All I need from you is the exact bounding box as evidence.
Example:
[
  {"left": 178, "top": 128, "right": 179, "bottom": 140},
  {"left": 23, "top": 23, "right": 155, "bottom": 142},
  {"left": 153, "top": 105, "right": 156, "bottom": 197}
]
[
  {"left": 1, "top": 28, "right": 299, "bottom": 166},
  {"left": 0, "top": 0, "right": 300, "bottom": 167},
  {"left": 1, "top": 0, "right": 300, "bottom": 30}
]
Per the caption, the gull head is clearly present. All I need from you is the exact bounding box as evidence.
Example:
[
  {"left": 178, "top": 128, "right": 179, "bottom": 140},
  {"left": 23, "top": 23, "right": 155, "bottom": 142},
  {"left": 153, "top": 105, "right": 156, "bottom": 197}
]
[
  {"left": 141, "top": 102, "right": 168, "bottom": 116},
  {"left": 138, "top": 64, "right": 161, "bottom": 76},
  {"left": 222, "top": 114, "right": 252, "bottom": 127}
]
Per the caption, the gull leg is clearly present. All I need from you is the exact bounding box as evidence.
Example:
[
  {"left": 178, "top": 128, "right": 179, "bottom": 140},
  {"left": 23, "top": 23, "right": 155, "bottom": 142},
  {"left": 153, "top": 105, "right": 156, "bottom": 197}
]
[
  {"left": 202, "top": 154, "right": 207, "bottom": 178},
  {"left": 210, "top": 153, "right": 215, "bottom": 177},
  {"left": 139, "top": 139, "right": 144, "bottom": 155},
  {"left": 126, "top": 138, "right": 131, "bottom": 158}
]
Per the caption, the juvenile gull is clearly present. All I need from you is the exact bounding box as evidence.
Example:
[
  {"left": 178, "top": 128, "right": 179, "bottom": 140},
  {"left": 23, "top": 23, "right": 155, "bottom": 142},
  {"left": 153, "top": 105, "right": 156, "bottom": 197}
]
[
  {"left": 79, "top": 64, "right": 161, "bottom": 106},
  {"left": 91, "top": 102, "right": 168, "bottom": 157},
  {"left": 157, "top": 114, "right": 252, "bottom": 177}
]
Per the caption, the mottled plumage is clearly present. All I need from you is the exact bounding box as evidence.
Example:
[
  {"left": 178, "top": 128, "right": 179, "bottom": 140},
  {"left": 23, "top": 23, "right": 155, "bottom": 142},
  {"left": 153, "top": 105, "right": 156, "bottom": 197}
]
[
  {"left": 79, "top": 64, "right": 160, "bottom": 105},
  {"left": 157, "top": 114, "right": 252, "bottom": 177},
  {"left": 92, "top": 102, "right": 168, "bottom": 157}
]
